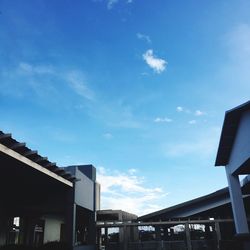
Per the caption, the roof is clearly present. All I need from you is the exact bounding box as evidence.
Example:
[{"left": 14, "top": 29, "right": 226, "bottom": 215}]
[
  {"left": 97, "top": 209, "right": 138, "bottom": 222},
  {"left": 0, "top": 130, "right": 76, "bottom": 185},
  {"left": 139, "top": 175, "right": 250, "bottom": 222},
  {"left": 138, "top": 187, "right": 230, "bottom": 221},
  {"left": 215, "top": 100, "right": 250, "bottom": 166}
]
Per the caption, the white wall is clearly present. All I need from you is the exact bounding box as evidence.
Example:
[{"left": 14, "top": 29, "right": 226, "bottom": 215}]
[
  {"left": 43, "top": 216, "right": 64, "bottom": 243},
  {"left": 228, "top": 110, "right": 250, "bottom": 174},
  {"left": 75, "top": 168, "right": 94, "bottom": 211}
]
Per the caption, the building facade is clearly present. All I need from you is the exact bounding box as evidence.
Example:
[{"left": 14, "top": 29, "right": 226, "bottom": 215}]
[{"left": 0, "top": 131, "right": 100, "bottom": 250}]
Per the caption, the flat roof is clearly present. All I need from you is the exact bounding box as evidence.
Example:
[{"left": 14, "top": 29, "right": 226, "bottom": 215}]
[
  {"left": 215, "top": 100, "right": 250, "bottom": 166},
  {"left": 0, "top": 130, "right": 76, "bottom": 186}
]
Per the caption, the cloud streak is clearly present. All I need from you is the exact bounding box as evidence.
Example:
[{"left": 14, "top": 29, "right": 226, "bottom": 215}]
[
  {"left": 143, "top": 50, "right": 167, "bottom": 74},
  {"left": 195, "top": 110, "right": 205, "bottom": 116},
  {"left": 107, "top": 0, "right": 118, "bottom": 9},
  {"left": 19, "top": 62, "right": 54, "bottom": 75},
  {"left": 137, "top": 33, "right": 151, "bottom": 43},
  {"left": 66, "top": 71, "right": 94, "bottom": 101},
  {"left": 154, "top": 117, "right": 172, "bottom": 123},
  {"left": 163, "top": 127, "right": 220, "bottom": 159}
]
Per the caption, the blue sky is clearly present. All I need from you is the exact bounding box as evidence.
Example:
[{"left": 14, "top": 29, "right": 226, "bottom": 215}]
[{"left": 1, "top": 0, "right": 250, "bottom": 215}]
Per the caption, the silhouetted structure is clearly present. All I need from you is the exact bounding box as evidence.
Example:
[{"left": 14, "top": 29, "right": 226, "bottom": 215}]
[
  {"left": 0, "top": 131, "right": 100, "bottom": 250},
  {"left": 215, "top": 101, "right": 250, "bottom": 249}
]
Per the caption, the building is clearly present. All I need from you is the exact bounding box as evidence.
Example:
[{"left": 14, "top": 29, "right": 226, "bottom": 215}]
[
  {"left": 215, "top": 101, "right": 250, "bottom": 249},
  {"left": 0, "top": 130, "right": 100, "bottom": 250},
  {"left": 96, "top": 210, "right": 138, "bottom": 250}
]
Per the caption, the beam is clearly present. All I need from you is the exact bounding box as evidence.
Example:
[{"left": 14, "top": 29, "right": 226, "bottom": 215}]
[
  {"left": 0, "top": 133, "right": 11, "bottom": 140},
  {"left": 96, "top": 219, "right": 240, "bottom": 228},
  {"left": 44, "top": 162, "right": 57, "bottom": 169},
  {"left": 0, "top": 143, "right": 73, "bottom": 187},
  {"left": 10, "top": 142, "right": 26, "bottom": 150},
  {"left": 23, "top": 150, "right": 38, "bottom": 157},
  {"left": 35, "top": 157, "right": 48, "bottom": 163},
  {"left": 54, "top": 168, "right": 65, "bottom": 174}
]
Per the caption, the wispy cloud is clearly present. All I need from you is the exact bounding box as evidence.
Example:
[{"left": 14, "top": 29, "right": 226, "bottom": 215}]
[
  {"left": 97, "top": 167, "right": 167, "bottom": 215},
  {"left": 195, "top": 110, "right": 205, "bottom": 116},
  {"left": 177, "top": 106, "right": 206, "bottom": 116},
  {"left": 143, "top": 49, "right": 167, "bottom": 74},
  {"left": 226, "top": 23, "right": 250, "bottom": 60},
  {"left": 1, "top": 62, "right": 96, "bottom": 105},
  {"left": 107, "top": 0, "right": 118, "bottom": 9},
  {"left": 19, "top": 62, "right": 54, "bottom": 75},
  {"left": 176, "top": 106, "right": 184, "bottom": 112},
  {"left": 163, "top": 127, "right": 220, "bottom": 159},
  {"left": 103, "top": 133, "right": 113, "bottom": 139},
  {"left": 154, "top": 117, "right": 172, "bottom": 123},
  {"left": 106, "top": 0, "right": 133, "bottom": 9},
  {"left": 137, "top": 33, "right": 151, "bottom": 43},
  {"left": 188, "top": 120, "right": 196, "bottom": 125},
  {"left": 66, "top": 71, "right": 95, "bottom": 101}
]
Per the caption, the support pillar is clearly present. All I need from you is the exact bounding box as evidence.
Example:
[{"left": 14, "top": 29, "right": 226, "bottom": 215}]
[
  {"left": 104, "top": 227, "right": 108, "bottom": 246},
  {"left": 215, "top": 221, "right": 221, "bottom": 249},
  {"left": 226, "top": 170, "right": 249, "bottom": 234},
  {"left": 185, "top": 223, "right": 192, "bottom": 250},
  {"left": 155, "top": 226, "right": 162, "bottom": 250},
  {"left": 65, "top": 188, "right": 76, "bottom": 250},
  {"left": 123, "top": 225, "right": 128, "bottom": 250}
]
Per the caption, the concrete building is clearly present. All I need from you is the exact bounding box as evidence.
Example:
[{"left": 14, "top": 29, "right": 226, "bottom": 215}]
[
  {"left": 0, "top": 130, "right": 100, "bottom": 250},
  {"left": 215, "top": 101, "right": 250, "bottom": 248},
  {"left": 96, "top": 210, "right": 138, "bottom": 250}
]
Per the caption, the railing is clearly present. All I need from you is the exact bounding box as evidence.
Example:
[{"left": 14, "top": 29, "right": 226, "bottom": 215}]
[{"left": 97, "top": 219, "right": 242, "bottom": 250}]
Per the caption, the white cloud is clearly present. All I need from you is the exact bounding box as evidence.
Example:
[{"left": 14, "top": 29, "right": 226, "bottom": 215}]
[
  {"left": 128, "top": 168, "right": 137, "bottom": 174},
  {"left": 195, "top": 110, "right": 205, "bottom": 116},
  {"left": 188, "top": 120, "right": 196, "bottom": 125},
  {"left": 107, "top": 0, "right": 118, "bottom": 9},
  {"left": 97, "top": 167, "right": 167, "bottom": 215},
  {"left": 19, "top": 62, "right": 54, "bottom": 75},
  {"left": 176, "top": 106, "right": 183, "bottom": 112},
  {"left": 154, "top": 117, "right": 172, "bottom": 123},
  {"left": 137, "top": 33, "right": 151, "bottom": 43},
  {"left": 143, "top": 50, "right": 167, "bottom": 74},
  {"left": 177, "top": 107, "right": 205, "bottom": 116},
  {"left": 67, "top": 71, "right": 94, "bottom": 100},
  {"left": 106, "top": 0, "right": 133, "bottom": 9}
]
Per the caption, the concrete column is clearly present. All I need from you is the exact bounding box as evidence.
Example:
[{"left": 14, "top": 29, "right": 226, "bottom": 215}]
[
  {"left": 104, "top": 227, "right": 108, "bottom": 246},
  {"left": 185, "top": 223, "right": 192, "bottom": 250},
  {"left": 65, "top": 188, "right": 76, "bottom": 249},
  {"left": 123, "top": 226, "right": 128, "bottom": 250},
  {"left": 215, "top": 221, "right": 221, "bottom": 248},
  {"left": 88, "top": 212, "right": 96, "bottom": 244},
  {"left": 155, "top": 226, "right": 162, "bottom": 250},
  {"left": 226, "top": 169, "right": 249, "bottom": 234}
]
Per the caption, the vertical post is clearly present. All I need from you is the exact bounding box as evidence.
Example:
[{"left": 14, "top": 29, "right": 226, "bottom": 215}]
[
  {"left": 88, "top": 211, "right": 96, "bottom": 244},
  {"left": 123, "top": 225, "right": 127, "bottom": 250},
  {"left": 155, "top": 226, "right": 162, "bottom": 250},
  {"left": 105, "top": 227, "right": 108, "bottom": 247},
  {"left": 185, "top": 223, "right": 192, "bottom": 250},
  {"left": 215, "top": 221, "right": 221, "bottom": 250},
  {"left": 65, "top": 188, "right": 76, "bottom": 250},
  {"left": 226, "top": 169, "right": 249, "bottom": 234}
]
